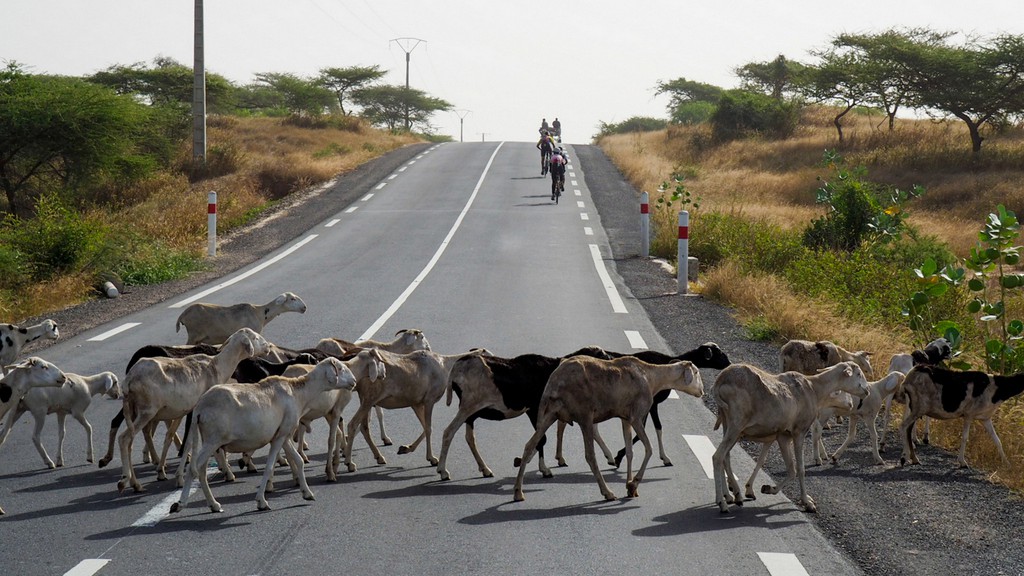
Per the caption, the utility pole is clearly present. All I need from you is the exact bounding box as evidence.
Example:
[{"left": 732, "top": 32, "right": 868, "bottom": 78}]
[
  {"left": 479, "top": 133, "right": 489, "bottom": 142},
  {"left": 454, "top": 109, "right": 470, "bottom": 142},
  {"left": 390, "top": 37, "right": 425, "bottom": 131},
  {"left": 192, "top": 0, "right": 206, "bottom": 166}
]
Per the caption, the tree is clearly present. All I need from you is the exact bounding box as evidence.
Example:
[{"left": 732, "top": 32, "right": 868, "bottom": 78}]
[
  {"left": 318, "top": 65, "right": 386, "bottom": 116},
  {"left": 352, "top": 85, "right": 452, "bottom": 132},
  {"left": 252, "top": 72, "right": 337, "bottom": 117},
  {"left": 867, "top": 30, "right": 1024, "bottom": 153},
  {"left": 799, "top": 51, "right": 871, "bottom": 142},
  {"left": 832, "top": 29, "right": 953, "bottom": 131},
  {"left": 87, "top": 56, "right": 235, "bottom": 113},
  {"left": 710, "top": 89, "right": 799, "bottom": 141},
  {"left": 0, "top": 65, "right": 161, "bottom": 216},
  {"left": 655, "top": 77, "right": 723, "bottom": 124},
  {"left": 735, "top": 55, "right": 808, "bottom": 100}
]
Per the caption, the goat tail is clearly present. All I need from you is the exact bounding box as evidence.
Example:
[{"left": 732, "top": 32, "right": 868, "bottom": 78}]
[
  {"left": 445, "top": 378, "right": 454, "bottom": 406},
  {"left": 713, "top": 412, "right": 723, "bottom": 431}
]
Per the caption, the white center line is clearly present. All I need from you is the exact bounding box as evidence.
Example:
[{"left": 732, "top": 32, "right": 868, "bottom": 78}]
[
  {"left": 398, "top": 166, "right": 408, "bottom": 172},
  {"left": 361, "top": 193, "right": 374, "bottom": 201},
  {"left": 574, "top": 190, "right": 581, "bottom": 196},
  {"left": 374, "top": 182, "right": 387, "bottom": 190},
  {"left": 758, "top": 552, "right": 811, "bottom": 576},
  {"left": 682, "top": 434, "right": 716, "bottom": 479},
  {"left": 580, "top": 213, "right": 590, "bottom": 221},
  {"left": 132, "top": 487, "right": 192, "bottom": 527},
  {"left": 588, "top": 244, "right": 627, "bottom": 314},
  {"left": 63, "top": 559, "right": 110, "bottom": 576},
  {"left": 169, "top": 235, "right": 318, "bottom": 308},
  {"left": 387, "top": 174, "right": 397, "bottom": 180},
  {"left": 625, "top": 330, "right": 647, "bottom": 349},
  {"left": 583, "top": 227, "right": 593, "bottom": 236},
  {"left": 345, "top": 206, "right": 359, "bottom": 213},
  {"left": 576, "top": 201, "right": 585, "bottom": 208},
  {"left": 325, "top": 219, "right": 341, "bottom": 227},
  {"left": 87, "top": 323, "right": 141, "bottom": 342},
  {"left": 358, "top": 142, "right": 506, "bottom": 340},
  {"left": 571, "top": 180, "right": 578, "bottom": 186}
]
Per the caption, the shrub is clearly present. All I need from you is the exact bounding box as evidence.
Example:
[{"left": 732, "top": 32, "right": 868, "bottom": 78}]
[
  {"left": 710, "top": 90, "right": 799, "bottom": 142},
  {"left": 596, "top": 116, "right": 669, "bottom": 138},
  {"left": 3, "top": 194, "right": 110, "bottom": 280}
]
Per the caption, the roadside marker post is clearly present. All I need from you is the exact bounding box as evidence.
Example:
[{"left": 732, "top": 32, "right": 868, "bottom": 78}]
[
  {"left": 678, "top": 211, "right": 689, "bottom": 294},
  {"left": 640, "top": 192, "right": 650, "bottom": 258},
  {"left": 207, "top": 191, "right": 217, "bottom": 257}
]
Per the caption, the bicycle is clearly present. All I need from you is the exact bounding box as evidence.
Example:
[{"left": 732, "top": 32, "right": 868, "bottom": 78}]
[
  {"left": 551, "top": 171, "right": 564, "bottom": 204},
  {"left": 541, "top": 149, "right": 551, "bottom": 175}
]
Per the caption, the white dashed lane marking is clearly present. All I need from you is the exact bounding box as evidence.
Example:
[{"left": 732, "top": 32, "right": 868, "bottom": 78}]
[
  {"left": 583, "top": 227, "right": 593, "bottom": 236},
  {"left": 625, "top": 330, "right": 647, "bottom": 349},
  {"left": 87, "top": 323, "right": 141, "bottom": 342},
  {"left": 682, "top": 434, "right": 716, "bottom": 479},
  {"left": 325, "top": 219, "right": 341, "bottom": 227},
  {"left": 361, "top": 193, "right": 374, "bottom": 201},
  {"left": 63, "top": 559, "right": 110, "bottom": 576},
  {"left": 580, "top": 213, "right": 589, "bottom": 221},
  {"left": 758, "top": 552, "right": 811, "bottom": 576}
]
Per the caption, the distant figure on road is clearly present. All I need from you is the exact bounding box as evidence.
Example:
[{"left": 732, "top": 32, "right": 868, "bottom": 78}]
[
  {"left": 552, "top": 118, "right": 561, "bottom": 139},
  {"left": 539, "top": 118, "right": 549, "bottom": 135}
]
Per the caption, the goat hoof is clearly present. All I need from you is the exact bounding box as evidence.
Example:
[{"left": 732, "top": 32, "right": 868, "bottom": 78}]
[
  {"left": 513, "top": 457, "right": 523, "bottom": 468},
  {"left": 397, "top": 445, "right": 412, "bottom": 455},
  {"left": 346, "top": 463, "right": 357, "bottom": 473},
  {"left": 626, "top": 483, "right": 639, "bottom": 498},
  {"left": 481, "top": 469, "right": 493, "bottom": 478},
  {"left": 303, "top": 493, "right": 315, "bottom": 501},
  {"left": 210, "top": 504, "right": 223, "bottom": 513},
  {"left": 98, "top": 458, "right": 111, "bottom": 468},
  {"left": 604, "top": 493, "right": 618, "bottom": 501},
  {"left": 46, "top": 463, "right": 56, "bottom": 470},
  {"left": 662, "top": 459, "right": 673, "bottom": 467},
  {"left": 900, "top": 457, "right": 907, "bottom": 467},
  {"left": 87, "top": 458, "right": 94, "bottom": 464},
  {"left": 170, "top": 502, "right": 182, "bottom": 514},
  {"left": 541, "top": 470, "right": 554, "bottom": 478},
  {"left": 257, "top": 502, "right": 270, "bottom": 511},
  {"left": 760, "top": 484, "right": 773, "bottom": 495},
  {"left": 439, "top": 471, "right": 451, "bottom": 481},
  {"left": 513, "top": 491, "right": 525, "bottom": 502},
  {"left": 382, "top": 438, "right": 393, "bottom": 446}
]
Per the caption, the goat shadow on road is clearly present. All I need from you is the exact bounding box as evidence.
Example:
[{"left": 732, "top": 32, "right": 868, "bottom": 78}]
[
  {"left": 634, "top": 502, "right": 807, "bottom": 537},
  {"left": 459, "top": 498, "right": 638, "bottom": 526}
]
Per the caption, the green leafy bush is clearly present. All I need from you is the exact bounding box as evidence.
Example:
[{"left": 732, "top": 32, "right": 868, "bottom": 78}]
[
  {"left": 710, "top": 90, "right": 799, "bottom": 141},
  {"left": 3, "top": 195, "right": 109, "bottom": 280}
]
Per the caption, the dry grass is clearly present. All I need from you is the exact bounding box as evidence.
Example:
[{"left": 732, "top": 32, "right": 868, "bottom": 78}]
[
  {"left": 599, "top": 109, "right": 1024, "bottom": 490},
  {"left": 5, "top": 116, "right": 422, "bottom": 321}
]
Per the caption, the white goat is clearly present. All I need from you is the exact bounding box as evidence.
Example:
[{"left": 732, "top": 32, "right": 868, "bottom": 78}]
[
  {"left": 880, "top": 338, "right": 952, "bottom": 449},
  {"left": 899, "top": 365, "right": 1024, "bottom": 468},
  {"left": 342, "top": 349, "right": 460, "bottom": 472},
  {"left": 116, "top": 328, "right": 270, "bottom": 493},
  {"left": 742, "top": 389, "right": 855, "bottom": 501},
  {"left": 170, "top": 357, "right": 356, "bottom": 513},
  {"left": 0, "top": 320, "right": 60, "bottom": 375},
  {"left": 829, "top": 371, "right": 905, "bottom": 465},
  {"left": 512, "top": 357, "right": 703, "bottom": 502},
  {"left": 0, "top": 371, "right": 119, "bottom": 468},
  {"left": 287, "top": 349, "right": 386, "bottom": 481},
  {"left": 315, "top": 329, "right": 431, "bottom": 447},
  {"left": 711, "top": 362, "right": 869, "bottom": 514},
  {"left": 174, "top": 292, "right": 306, "bottom": 345},
  {"left": 0, "top": 357, "right": 68, "bottom": 515}
]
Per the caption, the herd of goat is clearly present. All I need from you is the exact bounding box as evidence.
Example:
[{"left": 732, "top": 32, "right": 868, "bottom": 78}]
[{"left": 2, "top": 290, "right": 1024, "bottom": 517}]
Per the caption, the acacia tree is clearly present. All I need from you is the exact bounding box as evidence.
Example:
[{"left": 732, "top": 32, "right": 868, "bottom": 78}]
[
  {"left": 654, "top": 77, "right": 723, "bottom": 124},
  {"left": 799, "top": 51, "right": 871, "bottom": 142},
  {"left": 870, "top": 31, "right": 1024, "bottom": 153},
  {"left": 87, "top": 56, "right": 235, "bottom": 113},
  {"left": 0, "top": 65, "right": 158, "bottom": 216},
  {"left": 735, "top": 54, "right": 808, "bottom": 100},
  {"left": 252, "top": 72, "right": 337, "bottom": 117},
  {"left": 352, "top": 85, "right": 451, "bottom": 132},
  {"left": 318, "top": 65, "right": 386, "bottom": 115},
  {"left": 832, "top": 29, "right": 953, "bottom": 131}
]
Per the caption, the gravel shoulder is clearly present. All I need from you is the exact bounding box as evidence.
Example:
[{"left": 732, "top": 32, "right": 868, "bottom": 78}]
[{"left": 22, "top": 142, "right": 1024, "bottom": 576}]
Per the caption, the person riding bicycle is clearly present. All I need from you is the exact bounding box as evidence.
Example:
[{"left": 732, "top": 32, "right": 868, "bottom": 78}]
[
  {"left": 536, "top": 130, "right": 555, "bottom": 175},
  {"left": 549, "top": 148, "right": 567, "bottom": 201},
  {"left": 551, "top": 117, "right": 561, "bottom": 139},
  {"left": 539, "top": 118, "right": 550, "bottom": 135}
]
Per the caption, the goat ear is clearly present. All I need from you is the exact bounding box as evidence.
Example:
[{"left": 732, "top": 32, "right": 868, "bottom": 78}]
[
  {"left": 703, "top": 347, "right": 714, "bottom": 360},
  {"left": 844, "top": 364, "right": 855, "bottom": 377},
  {"left": 368, "top": 359, "right": 379, "bottom": 381}
]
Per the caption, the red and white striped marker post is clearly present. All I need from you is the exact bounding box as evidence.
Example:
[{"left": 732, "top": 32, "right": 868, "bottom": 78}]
[
  {"left": 207, "top": 191, "right": 217, "bottom": 257},
  {"left": 678, "top": 210, "right": 689, "bottom": 294},
  {"left": 640, "top": 191, "right": 650, "bottom": 258}
]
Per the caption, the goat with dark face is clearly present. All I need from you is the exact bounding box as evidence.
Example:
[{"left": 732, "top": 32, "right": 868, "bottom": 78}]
[
  {"left": 899, "top": 365, "right": 1024, "bottom": 468},
  {"left": 435, "top": 347, "right": 615, "bottom": 481}
]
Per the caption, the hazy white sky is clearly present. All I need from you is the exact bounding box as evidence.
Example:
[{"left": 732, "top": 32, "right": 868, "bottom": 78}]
[{"left": 4, "top": 1, "right": 1024, "bottom": 143}]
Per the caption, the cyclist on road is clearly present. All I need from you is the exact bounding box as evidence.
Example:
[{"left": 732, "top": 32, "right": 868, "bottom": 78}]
[
  {"left": 536, "top": 130, "right": 555, "bottom": 175},
  {"left": 549, "top": 148, "right": 567, "bottom": 201},
  {"left": 539, "top": 118, "right": 550, "bottom": 135},
  {"left": 552, "top": 117, "right": 561, "bottom": 139}
]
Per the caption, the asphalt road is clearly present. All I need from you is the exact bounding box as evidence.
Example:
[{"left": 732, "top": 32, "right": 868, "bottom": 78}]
[{"left": 7, "top": 141, "right": 1024, "bottom": 576}]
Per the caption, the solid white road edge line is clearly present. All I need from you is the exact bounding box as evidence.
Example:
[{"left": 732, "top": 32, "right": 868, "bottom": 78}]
[
  {"left": 588, "top": 244, "right": 627, "bottom": 314},
  {"left": 358, "top": 142, "right": 506, "bottom": 341},
  {"left": 757, "top": 552, "right": 811, "bottom": 576},
  {"left": 87, "top": 323, "right": 142, "bottom": 342},
  {"left": 682, "top": 434, "right": 716, "bottom": 479},
  {"left": 168, "top": 234, "right": 319, "bottom": 308}
]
